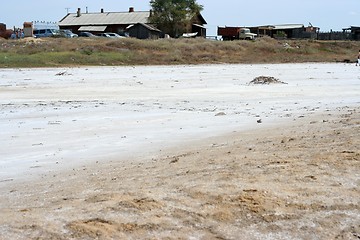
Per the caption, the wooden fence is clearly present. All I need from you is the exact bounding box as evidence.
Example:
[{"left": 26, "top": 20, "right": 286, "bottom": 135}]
[{"left": 317, "top": 31, "right": 353, "bottom": 41}]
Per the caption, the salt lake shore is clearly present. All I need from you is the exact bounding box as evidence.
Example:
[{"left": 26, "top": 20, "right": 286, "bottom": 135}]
[{"left": 0, "top": 63, "right": 359, "bottom": 239}]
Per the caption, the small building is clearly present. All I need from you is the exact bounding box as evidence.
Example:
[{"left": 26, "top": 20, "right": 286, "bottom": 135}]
[
  {"left": 249, "top": 24, "right": 319, "bottom": 39},
  {"left": 190, "top": 14, "right": 207, "bottom": 37},
  {"left": 343, "top": 26, "right": 360, "bottom": 40},
  {"left": 272, "top": 24, "right": 306, "bottom": 38},
  {"left": 23, "top": 22, "right": 33, "bottom": 37},
  {"left": 126, "top": 23, "right": 161, "bottom": 39}
]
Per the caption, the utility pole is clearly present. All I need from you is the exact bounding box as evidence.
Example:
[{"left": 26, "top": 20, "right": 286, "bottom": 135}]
[{"left": 65, "top": 7, "right": 70, "bottom": 14}]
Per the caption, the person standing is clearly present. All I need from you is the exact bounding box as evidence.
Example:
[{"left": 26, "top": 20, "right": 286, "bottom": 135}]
[{"left": 357, "top": 50, "right": 360, "bottom": 66}]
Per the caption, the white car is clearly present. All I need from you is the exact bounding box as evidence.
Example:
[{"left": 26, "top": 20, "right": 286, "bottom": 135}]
[
  {"left": 99, "top": 32, "right": 125, "bottom": 38},
  {"left": 106, "top": 32, "right": 126, "bottom": 38}
]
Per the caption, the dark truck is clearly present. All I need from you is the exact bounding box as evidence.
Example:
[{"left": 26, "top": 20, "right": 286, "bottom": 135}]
[
  {"left": 218, "top": 26, "right": 257, "bottom": 40},
  {"left": 0, "top": 23, "right": 13, "bottom": 39}
]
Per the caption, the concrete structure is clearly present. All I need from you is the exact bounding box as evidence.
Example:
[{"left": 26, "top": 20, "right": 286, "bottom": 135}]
[{"left": 23, "top": 22, "right": 33, "bottom": 37}]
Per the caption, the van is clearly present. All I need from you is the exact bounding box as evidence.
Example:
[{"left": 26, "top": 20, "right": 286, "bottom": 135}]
[{"left": 33, "top": 29, "right": 60, "bottom": 38}]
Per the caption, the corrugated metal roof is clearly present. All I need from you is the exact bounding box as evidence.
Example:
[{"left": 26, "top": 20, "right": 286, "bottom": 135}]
[
  {"left": 193, "top": 23, "right": 206, "bottom": 29},
  {"left": 78, "top": 26, "right": 107, "bottom": 32},
  {"left": 273, "top": 24, "right": 304, "bottom": 30},
  {"left": 59, "top": 11, "right": 150, "bottom": 26},
  {"left": 127, "top": 23, "right": 161, "bottom": 32}
]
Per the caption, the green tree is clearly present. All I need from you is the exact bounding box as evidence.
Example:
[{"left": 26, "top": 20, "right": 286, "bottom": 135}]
[{"left": 149, "top": 0, "right": 203, "bottom": 37}]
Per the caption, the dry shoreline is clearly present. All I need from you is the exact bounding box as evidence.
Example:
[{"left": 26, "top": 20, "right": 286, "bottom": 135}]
[{"left": 1, "top": 106, "right": 359, "bottom": 239}]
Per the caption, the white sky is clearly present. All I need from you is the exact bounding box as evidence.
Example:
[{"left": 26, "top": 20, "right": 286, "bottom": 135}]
[{"left": 1, "top": 0, "right": 359, "bottom": 35}]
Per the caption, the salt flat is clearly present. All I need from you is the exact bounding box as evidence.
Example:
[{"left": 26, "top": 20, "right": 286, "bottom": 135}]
[
  {"left": 0, "top": 63, "right": 359, "bottom": 239},
  {"left": 0, "top": 63, "right": 359, "bottom": 181}
]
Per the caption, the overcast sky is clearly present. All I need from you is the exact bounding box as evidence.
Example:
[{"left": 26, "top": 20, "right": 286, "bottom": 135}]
[{"left": 1, "top": 0, "right": 359, "bottom": 35}]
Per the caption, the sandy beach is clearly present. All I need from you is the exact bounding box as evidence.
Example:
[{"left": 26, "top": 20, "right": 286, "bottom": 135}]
[{"left": 0, "top": 63, "right": 359, "bottom": 239}]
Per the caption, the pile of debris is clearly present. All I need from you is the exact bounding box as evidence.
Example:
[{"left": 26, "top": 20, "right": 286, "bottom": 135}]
[
  {"left": 55, "top": 71, "right": 72, "bottom": 76},
  {"left": 249, "top": 76, "right": 287, "bottom": 85}
]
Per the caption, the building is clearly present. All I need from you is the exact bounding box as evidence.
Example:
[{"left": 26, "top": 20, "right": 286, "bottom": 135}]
[
  {"left": 249, "top": 24, "right": 319, "bottom": 39},
  {"left": 59, "top": 7, "right": 149, "bottom": 36},
  {"left": 190, "top": 15, "right": 207, "bottom": 37},
  {"left": 343, "top": 26, "right": 360, "bottom": 40},
  {"left": 59, "top": 7, "right": 207, "bottom": 39},
  {"left": 23, "top": 22, "right": 34, "bottom": 37},
  {"left": 126, "top": 23, "right": 162, "bottom": 39}
]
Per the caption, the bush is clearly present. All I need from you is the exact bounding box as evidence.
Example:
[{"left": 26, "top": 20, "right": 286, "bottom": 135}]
[{"left": 0, "top": 37, "right": 360, "bottom": 67}]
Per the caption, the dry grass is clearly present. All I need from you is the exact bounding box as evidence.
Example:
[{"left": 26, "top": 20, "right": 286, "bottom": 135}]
[{"left": 0, "top": 37, "right": 359, "bottom": 67}]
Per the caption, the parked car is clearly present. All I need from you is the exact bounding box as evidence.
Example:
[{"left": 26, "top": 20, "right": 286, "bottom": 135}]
[
  {"left": 78, "top": 32, "right": 97, "bottom": 38},
  {"left": 97, "top": 33, "right": 110, "bottom": 38},
  {"left": 59, "top": 29, "right": 78, "bottom": 38},
  {"left": 33, "top": 29, "right": 60, "bottom": 38},
  {"left": 105, "top": 32, "right": 125, "bottom": 38},
  {"left": 98, "top": 32, "right": 125, "bottom": 38}
]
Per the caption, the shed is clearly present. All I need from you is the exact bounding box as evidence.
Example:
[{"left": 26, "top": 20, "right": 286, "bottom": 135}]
[
  {"left": 23, "top": 22, "right": 34, "bottom": 37},
  {"left": 248, "top": 24, "right": 320, "bottom": 39},
  {"left": 275, "top": 24, "right": 304, "bottom": 38},
  {"left": 343, "top": 26, "right": 360, "bottom": 40},
  {"left": 192, "top": 23, "right": 206, "bottom": 37},
  {"left": 191, "top": 14, "right": 207, "bottom": 37},
  {"left": 127, "top": 23, "right": 161, "bottom": 39}
]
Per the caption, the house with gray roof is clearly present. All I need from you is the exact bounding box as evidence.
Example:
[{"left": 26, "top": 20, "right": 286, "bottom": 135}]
[
  {"left": 59, "top": 7, "right": 207, "bottom": 39},
  {"left": 59, "top": 7, "right": 150, "bottom": 36}
]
